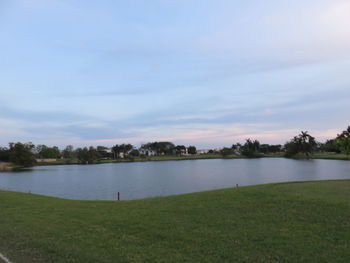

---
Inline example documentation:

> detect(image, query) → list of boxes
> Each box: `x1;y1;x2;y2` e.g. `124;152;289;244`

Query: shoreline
1;153;349;171
34;154;264;167
0;163;21;172
35;153;350;167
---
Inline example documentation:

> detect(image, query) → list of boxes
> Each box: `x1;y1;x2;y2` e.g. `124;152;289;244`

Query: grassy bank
310;153;350;160
0;180;349;262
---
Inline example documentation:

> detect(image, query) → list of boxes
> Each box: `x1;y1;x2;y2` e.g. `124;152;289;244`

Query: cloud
196;1;350;65
1;0;350;148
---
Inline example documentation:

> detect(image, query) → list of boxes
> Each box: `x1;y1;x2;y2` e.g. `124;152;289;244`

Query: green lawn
0;180;349;262
310;153;350;160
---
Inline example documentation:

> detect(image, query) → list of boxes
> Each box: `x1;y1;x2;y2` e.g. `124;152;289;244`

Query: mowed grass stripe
0;180;349;263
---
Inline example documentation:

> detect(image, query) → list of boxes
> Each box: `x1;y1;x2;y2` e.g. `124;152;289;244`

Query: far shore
35;153;282;167
2;152;349;171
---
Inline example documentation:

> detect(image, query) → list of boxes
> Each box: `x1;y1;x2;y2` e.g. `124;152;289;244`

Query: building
139;148;157;156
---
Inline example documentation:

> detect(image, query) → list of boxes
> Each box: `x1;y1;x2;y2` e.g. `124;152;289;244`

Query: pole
117;192;120;201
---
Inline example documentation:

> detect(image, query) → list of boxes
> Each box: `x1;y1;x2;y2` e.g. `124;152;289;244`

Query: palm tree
284;131;316;157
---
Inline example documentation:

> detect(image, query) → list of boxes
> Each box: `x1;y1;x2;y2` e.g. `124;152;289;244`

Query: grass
0;180;349;262
310;153;350;160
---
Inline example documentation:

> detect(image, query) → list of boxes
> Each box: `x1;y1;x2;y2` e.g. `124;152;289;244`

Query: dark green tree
317;139;340;153
97;146;113;159
220;147;233;157
259;144;282;154
36;145;60;158
76;147;100;164
112;144;133;158
121;144;133;156
112;144;122;159
62;145;75;159
129;149;140;157
335;126;350;154
241;139;261;157
259;144;270;154
9;142;37;167
175;145;186;155
284;131;317;157
187;146;197;155
0;147;10;162
142;142;175;155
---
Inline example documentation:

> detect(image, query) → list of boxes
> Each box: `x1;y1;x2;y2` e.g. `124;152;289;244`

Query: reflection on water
0;158;349;200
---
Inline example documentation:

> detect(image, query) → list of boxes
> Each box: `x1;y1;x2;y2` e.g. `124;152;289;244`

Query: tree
335;126;350;154
268;144;282;153
36;145;60;159
62;145;74;159
259;144;270;154
220;147;233;157
317;139;340;153
97;146;113;159
231;143;242;155
175;145;186;155
241;139;261;157
76;147;100;164
0;147;10;162
259;144;282;154
284;131;317;157
35;144;46;158
121;144;133;156
187;146;197;155
9;142;37;167
112;144;122;159
142;142;175;155
129;149;140;157
112;144;133;158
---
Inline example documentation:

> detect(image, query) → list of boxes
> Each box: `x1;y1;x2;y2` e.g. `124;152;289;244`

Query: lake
0;158;349;200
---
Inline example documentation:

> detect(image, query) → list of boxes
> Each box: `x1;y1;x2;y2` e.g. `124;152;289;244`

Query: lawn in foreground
0;180;349;263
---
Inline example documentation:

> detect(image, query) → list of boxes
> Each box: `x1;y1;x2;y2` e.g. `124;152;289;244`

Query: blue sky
1;0;350;148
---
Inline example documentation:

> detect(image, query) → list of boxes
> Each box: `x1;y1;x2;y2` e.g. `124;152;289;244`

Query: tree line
0;142;198;167
224;126;350;158
0;126;349;167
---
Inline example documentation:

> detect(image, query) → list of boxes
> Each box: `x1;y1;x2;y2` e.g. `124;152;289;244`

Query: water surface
0;158;349;200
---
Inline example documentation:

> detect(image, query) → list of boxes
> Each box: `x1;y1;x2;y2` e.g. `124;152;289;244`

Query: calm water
0;158;349;200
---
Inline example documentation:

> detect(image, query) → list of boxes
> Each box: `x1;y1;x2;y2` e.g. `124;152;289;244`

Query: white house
139;148;157;156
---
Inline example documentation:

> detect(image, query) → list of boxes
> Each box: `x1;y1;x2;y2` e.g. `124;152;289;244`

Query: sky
0;0;350;148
